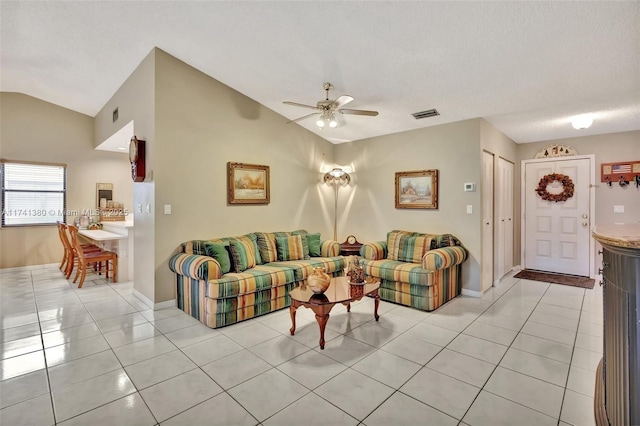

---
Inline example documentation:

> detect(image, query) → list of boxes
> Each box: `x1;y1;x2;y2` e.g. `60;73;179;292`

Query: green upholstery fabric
229;237;257;272
255;232;278;264
204;242;231;274
306;233;321;257
291;230;311;259
276;235;306;261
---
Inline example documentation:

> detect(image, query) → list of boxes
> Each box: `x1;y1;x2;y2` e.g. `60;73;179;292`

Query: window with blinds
1;161;66;226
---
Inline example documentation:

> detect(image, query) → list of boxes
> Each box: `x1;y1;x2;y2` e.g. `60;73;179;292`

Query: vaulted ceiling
1;1;638;144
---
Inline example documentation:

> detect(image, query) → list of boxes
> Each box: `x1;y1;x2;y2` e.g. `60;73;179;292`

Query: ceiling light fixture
571;114;593;130
316;111;338;129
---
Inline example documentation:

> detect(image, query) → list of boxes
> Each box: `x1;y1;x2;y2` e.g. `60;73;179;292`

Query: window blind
1;162;66;226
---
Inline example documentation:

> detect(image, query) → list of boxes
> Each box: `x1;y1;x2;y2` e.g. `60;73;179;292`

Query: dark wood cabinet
596;241;639;426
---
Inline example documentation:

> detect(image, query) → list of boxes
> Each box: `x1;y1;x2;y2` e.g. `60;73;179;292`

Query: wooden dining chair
56;221;70;272
67;225;117;288
59;223;102;279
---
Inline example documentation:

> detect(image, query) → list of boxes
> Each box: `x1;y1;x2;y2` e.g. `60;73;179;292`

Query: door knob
582;214;588;219
582;222;588;227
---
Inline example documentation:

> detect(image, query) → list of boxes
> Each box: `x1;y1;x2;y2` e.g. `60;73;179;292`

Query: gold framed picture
395;169;438;209
227;162;270;205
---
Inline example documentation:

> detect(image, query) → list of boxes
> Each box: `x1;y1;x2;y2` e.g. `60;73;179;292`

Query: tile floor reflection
0;265;601;425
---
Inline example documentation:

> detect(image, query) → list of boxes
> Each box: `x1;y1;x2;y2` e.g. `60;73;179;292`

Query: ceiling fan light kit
284;82;378;129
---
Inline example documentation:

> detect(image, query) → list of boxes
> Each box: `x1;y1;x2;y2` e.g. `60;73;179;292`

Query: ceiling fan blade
283;101;320;111
332;95;354;108
338;108;379;116
286;112;320;124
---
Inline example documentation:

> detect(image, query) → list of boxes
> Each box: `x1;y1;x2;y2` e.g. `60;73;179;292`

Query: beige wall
335;119;483;292
0;93;132;268
152;50;337;302
94;50;156;303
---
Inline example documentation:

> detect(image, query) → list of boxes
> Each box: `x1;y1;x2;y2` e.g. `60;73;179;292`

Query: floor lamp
324;168;351;241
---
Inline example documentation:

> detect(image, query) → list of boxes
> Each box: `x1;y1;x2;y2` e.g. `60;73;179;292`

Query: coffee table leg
346;303;351;312
374;291;380;321
289;305;297;335
315;313;329;349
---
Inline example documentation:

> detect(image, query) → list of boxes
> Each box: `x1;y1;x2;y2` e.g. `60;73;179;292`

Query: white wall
0;93;132;268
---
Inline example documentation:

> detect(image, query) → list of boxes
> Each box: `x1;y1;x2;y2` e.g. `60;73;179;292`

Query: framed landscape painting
227;162;270;204
395;169;438;209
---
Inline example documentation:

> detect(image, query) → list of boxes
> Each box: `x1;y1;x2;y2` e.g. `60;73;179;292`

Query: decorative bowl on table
308;267;331;294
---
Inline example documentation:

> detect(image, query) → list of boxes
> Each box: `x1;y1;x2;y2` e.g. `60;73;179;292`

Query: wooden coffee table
289;276;380;349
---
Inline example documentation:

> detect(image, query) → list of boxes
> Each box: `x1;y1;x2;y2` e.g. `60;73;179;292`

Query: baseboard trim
461;288;484;298
132;289;154;310
0;263;59;272
155;299;176;310
132;289;176;311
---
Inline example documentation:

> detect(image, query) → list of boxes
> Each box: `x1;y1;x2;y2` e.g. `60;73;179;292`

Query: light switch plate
466;205;473;214
164;204;172;215
614;205;624;213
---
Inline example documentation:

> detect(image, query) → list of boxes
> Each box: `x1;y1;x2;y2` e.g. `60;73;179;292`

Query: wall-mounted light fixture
324;167;351;241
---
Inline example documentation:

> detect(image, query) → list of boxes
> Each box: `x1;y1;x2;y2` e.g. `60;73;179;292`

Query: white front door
524;157;591;276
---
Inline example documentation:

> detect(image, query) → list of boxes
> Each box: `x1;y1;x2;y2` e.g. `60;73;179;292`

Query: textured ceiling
1;1;639;144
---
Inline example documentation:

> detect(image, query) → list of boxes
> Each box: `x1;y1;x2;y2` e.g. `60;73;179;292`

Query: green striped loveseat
169;230;344;328
360;230;467;311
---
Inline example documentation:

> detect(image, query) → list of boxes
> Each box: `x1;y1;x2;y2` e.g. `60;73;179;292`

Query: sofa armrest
422;246;467;271
320;240;340;257
360;241;387;260
169;253;222;281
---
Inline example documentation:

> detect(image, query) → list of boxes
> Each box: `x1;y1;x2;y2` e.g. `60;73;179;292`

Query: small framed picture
395;169;438;209
227;162;270;205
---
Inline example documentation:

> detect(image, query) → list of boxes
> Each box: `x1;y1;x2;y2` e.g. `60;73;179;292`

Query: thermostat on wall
464;182;476;192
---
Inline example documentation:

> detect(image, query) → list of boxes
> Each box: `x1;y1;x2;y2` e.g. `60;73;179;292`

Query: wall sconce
324;168;351;241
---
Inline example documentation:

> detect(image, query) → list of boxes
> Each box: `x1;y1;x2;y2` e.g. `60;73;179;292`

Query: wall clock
129;136;146;182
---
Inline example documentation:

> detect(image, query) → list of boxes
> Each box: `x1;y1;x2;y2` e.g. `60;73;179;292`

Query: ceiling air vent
412;109;440;119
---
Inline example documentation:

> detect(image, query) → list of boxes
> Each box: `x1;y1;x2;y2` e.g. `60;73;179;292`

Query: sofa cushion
182;240;209;256
205;265;297;298
229;237;258;272
431;233;462;249
306;233;322;257
256;232;278;264
362;259;430;286
276;235;306;261
388;232;434;263
204;242;232;274
291;230;311;259
269;257;344;281
386;230;417;261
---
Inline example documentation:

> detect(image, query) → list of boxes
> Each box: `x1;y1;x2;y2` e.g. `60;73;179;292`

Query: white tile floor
0;264;603;425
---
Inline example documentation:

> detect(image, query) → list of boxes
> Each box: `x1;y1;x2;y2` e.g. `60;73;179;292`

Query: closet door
497;158;514;277
503;159;514;273
482;151;494;292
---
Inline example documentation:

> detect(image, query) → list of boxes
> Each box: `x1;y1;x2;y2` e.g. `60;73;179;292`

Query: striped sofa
169;230;344;328
360;230;467;311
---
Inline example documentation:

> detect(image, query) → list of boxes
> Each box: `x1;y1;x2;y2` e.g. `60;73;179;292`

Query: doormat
514;269;595;289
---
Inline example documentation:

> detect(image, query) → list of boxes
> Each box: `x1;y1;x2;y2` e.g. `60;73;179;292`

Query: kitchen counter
592;223;640;249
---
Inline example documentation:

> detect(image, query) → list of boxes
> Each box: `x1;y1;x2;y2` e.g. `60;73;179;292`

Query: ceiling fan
283;82;379;128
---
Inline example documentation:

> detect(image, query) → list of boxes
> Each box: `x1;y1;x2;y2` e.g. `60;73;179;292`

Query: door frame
520;154;596;278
